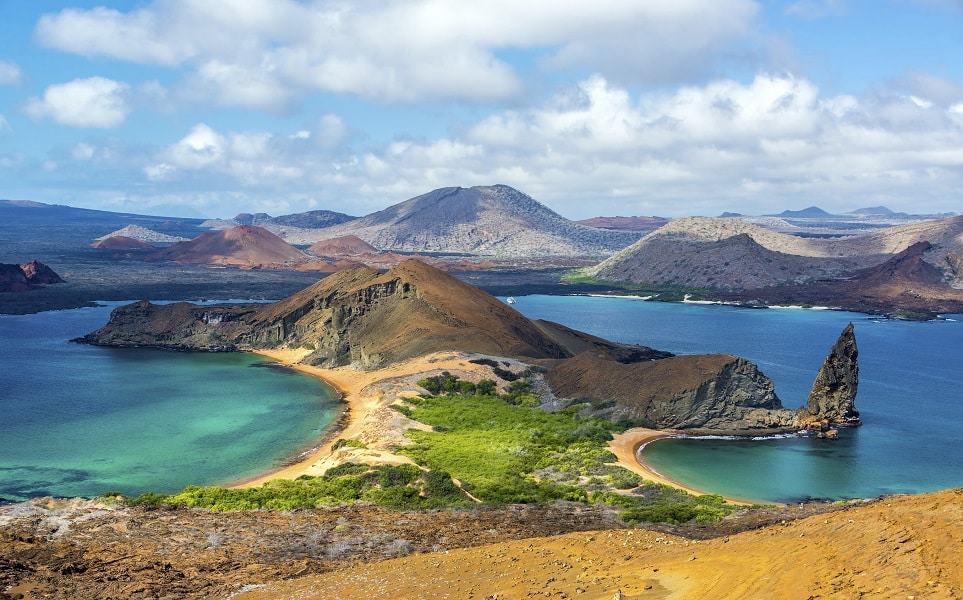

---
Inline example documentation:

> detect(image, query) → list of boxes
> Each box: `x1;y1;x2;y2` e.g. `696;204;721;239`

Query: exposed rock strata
546;352;798;431
549;324;860;432
76;259;859;433
797;322;860;428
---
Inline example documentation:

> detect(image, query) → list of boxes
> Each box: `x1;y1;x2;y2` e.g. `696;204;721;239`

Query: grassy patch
113;463;472;511
397;390;738;523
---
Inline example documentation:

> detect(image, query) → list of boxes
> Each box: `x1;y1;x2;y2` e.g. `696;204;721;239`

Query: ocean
509;295;963;503
0;303;339;502
2;295;961;504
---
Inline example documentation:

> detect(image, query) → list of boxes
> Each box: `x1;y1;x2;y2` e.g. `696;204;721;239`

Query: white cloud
167;123;226;169
23;77;131;128
34;0;758;106
0;60;22;85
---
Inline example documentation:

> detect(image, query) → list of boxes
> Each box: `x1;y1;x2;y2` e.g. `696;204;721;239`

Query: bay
509;295;963;503
0;303;339;502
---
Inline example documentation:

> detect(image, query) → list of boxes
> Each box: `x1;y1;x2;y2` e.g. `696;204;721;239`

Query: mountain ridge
277;185;643;258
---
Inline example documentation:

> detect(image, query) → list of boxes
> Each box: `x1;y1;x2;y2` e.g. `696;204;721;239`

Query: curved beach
609;429;754;506
233;349;502;488
235;350;751;505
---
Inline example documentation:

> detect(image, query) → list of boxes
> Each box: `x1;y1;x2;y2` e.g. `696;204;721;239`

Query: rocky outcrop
74;300;260;351
796;323;861;428
77;259;859;434
0;263;31;292
547;352;798;431
0;261;63;292
546;323;860;433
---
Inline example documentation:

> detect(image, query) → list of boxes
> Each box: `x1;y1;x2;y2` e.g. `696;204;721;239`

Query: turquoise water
0;303;339;501
3;295;962;504
510;295;963;503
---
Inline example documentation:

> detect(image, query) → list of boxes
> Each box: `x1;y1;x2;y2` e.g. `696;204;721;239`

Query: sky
2;0;963;220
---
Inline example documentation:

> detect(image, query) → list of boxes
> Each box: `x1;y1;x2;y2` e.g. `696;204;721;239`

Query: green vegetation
397;374;737;523
331;438;368;450
111;372;738;524
112;463;472;511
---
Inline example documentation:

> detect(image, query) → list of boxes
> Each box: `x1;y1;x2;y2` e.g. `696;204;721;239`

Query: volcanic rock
0;263;31;292
307;235;379;257
546;352;798;431
20;260;64;284
0;261;63;292
797;323;860;427
148;225;306;268
91;235;155;250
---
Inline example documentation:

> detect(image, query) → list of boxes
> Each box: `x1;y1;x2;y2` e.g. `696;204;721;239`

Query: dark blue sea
508;295;963;504
2;295;961;504
0;303;339;502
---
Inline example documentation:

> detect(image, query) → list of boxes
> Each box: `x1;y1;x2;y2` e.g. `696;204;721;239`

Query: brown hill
720;241;963;316
0;260;63;292
306;234;379;257
591;215;963;313
148;225;306;268
248;259;575;366
91;235;155;250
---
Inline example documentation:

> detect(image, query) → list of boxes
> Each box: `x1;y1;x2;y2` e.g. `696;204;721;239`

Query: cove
0;303;339;502
509;295;963;503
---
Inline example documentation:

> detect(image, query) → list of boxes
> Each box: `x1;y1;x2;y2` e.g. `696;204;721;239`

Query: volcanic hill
147;225;306;268
590;214;963;314
281;185;643;258
78;259;855;432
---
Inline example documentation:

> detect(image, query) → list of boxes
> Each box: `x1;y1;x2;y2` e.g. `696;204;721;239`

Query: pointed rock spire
797;323;860;428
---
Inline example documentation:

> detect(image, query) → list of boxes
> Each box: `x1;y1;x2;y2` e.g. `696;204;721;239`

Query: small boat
506;296;516;304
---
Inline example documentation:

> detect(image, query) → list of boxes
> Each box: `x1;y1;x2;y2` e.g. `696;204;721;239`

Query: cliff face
546;352;797;431
76;260;860;433
74;301;260;351
797;323;860;427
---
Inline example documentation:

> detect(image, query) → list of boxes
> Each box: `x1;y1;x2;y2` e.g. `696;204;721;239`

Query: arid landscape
2;190;963;599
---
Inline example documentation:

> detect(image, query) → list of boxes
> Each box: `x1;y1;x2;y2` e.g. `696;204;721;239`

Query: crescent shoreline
231;349;754;505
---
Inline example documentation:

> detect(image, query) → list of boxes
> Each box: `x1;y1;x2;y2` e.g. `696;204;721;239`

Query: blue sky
2;0;963;219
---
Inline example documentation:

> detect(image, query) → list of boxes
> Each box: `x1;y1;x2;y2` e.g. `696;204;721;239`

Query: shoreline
609;429;757;506
231;350;756;505
230;349;507;488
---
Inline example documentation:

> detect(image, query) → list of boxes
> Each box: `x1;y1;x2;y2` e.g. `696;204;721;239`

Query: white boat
506;296;516;304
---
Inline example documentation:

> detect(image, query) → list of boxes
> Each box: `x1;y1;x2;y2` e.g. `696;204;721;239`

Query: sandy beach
233;349;517;488
234;349;747;504
609;429;753;505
